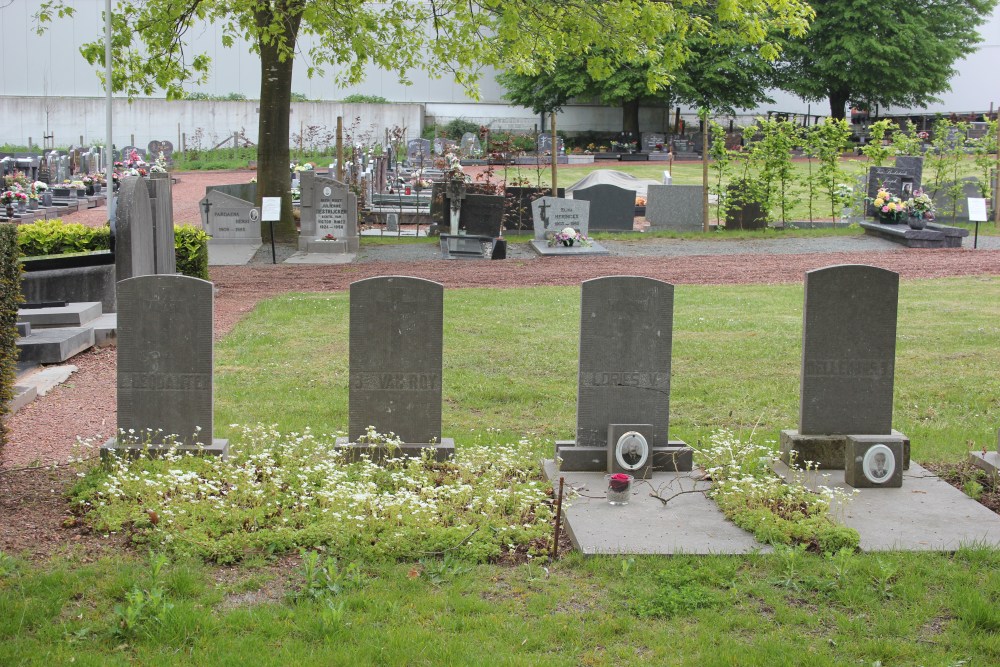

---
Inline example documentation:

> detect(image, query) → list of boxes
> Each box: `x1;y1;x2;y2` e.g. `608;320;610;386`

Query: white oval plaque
615;431;649;471
323;186;332;196
862;444;895;484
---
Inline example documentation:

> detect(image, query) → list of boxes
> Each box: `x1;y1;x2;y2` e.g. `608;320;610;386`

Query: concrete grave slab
773;461;1000;551
543;461;769;555
283;252;356;264
15;364;77;397
208;243;261;266
529;239;610;256
17;302;102;328
16;327;94;363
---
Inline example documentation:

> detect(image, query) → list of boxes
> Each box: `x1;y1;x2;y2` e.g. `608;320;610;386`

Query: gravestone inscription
867;167;915;216
299;172;359;252
200;190;261;244
531;197;590;240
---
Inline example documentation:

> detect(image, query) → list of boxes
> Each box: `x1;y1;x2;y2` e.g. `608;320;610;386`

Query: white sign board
967;198;988;222
261;197;282;222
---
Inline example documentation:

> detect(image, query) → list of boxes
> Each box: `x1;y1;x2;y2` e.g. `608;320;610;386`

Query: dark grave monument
503;187;565;233
336;276;455;460
102;274;228;458
556;276;692;473
866;166;916;217
572;184;635;231
458;193;504;236
779;265;909;486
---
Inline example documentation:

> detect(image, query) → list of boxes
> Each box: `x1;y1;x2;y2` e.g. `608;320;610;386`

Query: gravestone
780;265;910;470
894;156;923;190
386;212;399;233
556;276;692;472
118;146;143;164
531;197;590;240
866;166;916;216
200;190;261;245
146;177;177;274
336;276;455;460
572;183;635;231
458;193;504;236
406;138;431;166
298;171;359;253
459;132;482;157
115;176;156;281
537;134;564;154
642;133;666;152
430;182;496;226
645;185;704;232
930;177;982;222
147;140;175;167
503;186;565;233
102;275;228;458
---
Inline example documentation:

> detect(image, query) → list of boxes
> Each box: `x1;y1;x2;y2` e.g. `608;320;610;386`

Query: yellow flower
887;202;897;211
874;198;884;207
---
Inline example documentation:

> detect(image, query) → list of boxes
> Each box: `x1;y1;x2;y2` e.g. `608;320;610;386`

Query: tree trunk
256;4;302;244
622;99;640;136
829;91;849;120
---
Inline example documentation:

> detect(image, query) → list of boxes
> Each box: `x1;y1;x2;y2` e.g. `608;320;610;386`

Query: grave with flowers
528;196;608;256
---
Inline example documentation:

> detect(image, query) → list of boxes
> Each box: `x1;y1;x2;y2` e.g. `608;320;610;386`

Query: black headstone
572;184;635;231
459;194;504;236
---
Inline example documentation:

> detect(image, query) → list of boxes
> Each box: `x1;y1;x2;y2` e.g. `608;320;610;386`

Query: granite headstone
299;172;358;252
458;194;504;236
800;265;898;435
200;190;261;245
347;276;444;444
645;185;704;232
146;177;177;274
106;274;227;456
531;197;590;240
866;167;916;216
572;184;635;231
115;175;156;281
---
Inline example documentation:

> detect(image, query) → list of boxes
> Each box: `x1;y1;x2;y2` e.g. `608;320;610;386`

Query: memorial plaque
531;197;590;240
642;133;666;152
348;277;443;444
115;176;156;281
646;184;704;231
800;265;898;435
572;184;635;231
116;275;215;446
576;277;674;449
146;177;177;274
537;134;564;154
200;190;261;244
866;167;915;216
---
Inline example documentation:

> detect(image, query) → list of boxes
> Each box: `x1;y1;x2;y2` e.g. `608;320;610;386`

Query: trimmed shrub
0;222;23;448
174;225;210;280
17;219;110;256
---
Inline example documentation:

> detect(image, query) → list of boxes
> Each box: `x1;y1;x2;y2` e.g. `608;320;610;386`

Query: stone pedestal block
844;436;904;488
781;429;910;470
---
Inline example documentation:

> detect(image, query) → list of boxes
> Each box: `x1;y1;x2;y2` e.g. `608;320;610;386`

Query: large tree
775;0;997;119
498;33;784;135
37;0;812;242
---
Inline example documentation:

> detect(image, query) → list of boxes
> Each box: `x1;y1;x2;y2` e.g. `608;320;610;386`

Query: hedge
17;219;210;280
0;222;22;449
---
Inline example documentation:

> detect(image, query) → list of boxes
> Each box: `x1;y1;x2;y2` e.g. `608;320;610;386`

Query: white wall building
0;0;996;145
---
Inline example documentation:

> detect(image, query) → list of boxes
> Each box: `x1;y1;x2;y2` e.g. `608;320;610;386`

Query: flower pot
4;204;13;219
86;184;95;196
562;239;574;247
907;215;927;230
28;199;38;210
17;200;26;213
606;474;634;506
41;192;52;207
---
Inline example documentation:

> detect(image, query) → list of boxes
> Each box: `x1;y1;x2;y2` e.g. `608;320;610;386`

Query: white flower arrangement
548;226;591;247
150;151;168;173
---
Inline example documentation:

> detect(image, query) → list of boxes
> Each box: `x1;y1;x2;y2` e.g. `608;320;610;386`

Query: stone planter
566;154;595;165
76;188;88;199
28;198;38;210
41;192;53;207
149;171;169;180
619;153;649;162
908;214;928;230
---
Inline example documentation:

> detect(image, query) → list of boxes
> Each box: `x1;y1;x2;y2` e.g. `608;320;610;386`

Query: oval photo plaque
615;431;649;471
323;186;332;197
862;444;895;484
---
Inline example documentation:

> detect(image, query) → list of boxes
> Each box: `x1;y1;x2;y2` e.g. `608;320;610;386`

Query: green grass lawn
3;277;1000;665
214;278;1000;460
